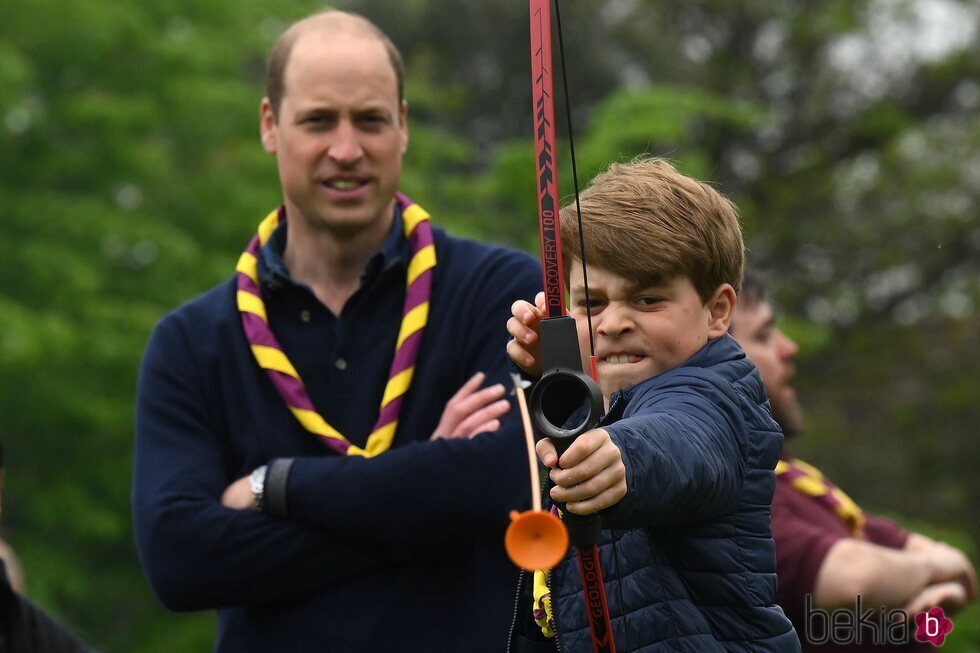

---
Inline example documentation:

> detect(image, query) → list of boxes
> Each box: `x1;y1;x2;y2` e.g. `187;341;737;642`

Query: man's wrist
264;458;294;518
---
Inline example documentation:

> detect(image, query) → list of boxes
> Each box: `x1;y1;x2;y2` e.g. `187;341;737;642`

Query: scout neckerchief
235;192;436;457
775;457;867;536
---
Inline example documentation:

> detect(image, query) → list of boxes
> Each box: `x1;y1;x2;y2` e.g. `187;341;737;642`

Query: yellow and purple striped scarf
776;457;866;536
235;193;436;457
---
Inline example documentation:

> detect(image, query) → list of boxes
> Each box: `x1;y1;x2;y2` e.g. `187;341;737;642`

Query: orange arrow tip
505;509;569;571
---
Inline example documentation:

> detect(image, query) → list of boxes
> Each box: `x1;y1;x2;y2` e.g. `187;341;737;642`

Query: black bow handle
529;315;604;548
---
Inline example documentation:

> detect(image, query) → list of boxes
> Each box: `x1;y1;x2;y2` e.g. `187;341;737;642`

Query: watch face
250;465;267;510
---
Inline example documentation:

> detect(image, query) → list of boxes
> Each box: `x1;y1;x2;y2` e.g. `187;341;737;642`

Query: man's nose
777;329;798;359
327;122;363;165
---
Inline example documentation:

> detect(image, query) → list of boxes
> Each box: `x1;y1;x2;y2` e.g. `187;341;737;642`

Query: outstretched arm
598;382;747;529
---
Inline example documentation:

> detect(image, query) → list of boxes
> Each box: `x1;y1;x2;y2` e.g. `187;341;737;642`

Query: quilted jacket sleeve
599;373;746;529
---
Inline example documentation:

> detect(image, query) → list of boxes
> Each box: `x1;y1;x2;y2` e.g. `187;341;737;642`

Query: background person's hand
904;581;969;617
506;291;547;377
431;372;510;440
925;541;978;600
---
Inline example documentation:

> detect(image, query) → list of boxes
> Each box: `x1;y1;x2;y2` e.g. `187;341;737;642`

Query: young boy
506;158;800;651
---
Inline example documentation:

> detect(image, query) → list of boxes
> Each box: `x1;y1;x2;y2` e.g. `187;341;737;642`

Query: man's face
260;30;408;239
569;261;728;398
731;298;804;436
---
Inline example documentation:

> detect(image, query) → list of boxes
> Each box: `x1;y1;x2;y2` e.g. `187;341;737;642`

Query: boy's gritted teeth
602;353;645;365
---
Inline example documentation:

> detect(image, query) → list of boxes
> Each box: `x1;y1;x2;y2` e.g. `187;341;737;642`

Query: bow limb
527;1;616;651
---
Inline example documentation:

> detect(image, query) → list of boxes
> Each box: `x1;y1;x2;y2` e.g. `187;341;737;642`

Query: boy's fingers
510;299;540;325
565;485;628;515
506;340;538;372
506;316;538;345
535;438;559;468
550;463;626;504
535;291;547;312
555;429;607;470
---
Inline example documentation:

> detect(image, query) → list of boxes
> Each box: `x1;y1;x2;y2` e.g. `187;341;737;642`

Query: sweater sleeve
283;247;541;543
600;378;745;528
133;317;398;612
863;514;910;550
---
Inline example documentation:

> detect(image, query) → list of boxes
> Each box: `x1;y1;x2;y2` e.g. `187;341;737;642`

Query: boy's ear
705;283;737;339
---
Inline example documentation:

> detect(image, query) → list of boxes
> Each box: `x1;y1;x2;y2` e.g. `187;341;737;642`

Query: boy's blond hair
560;157;744;301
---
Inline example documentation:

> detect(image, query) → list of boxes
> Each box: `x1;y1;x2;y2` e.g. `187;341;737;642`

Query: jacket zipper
551;562;564;653
505;569;526;653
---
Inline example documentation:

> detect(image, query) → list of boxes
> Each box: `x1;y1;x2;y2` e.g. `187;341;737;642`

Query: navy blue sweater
133;213;542;652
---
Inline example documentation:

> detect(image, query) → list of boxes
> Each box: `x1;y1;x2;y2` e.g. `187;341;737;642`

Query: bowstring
554;1;631;650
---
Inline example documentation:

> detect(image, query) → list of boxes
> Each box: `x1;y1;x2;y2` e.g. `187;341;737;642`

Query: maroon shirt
772;458;931;652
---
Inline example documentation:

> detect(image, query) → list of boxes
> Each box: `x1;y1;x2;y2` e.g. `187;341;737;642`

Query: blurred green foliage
1;0;977;650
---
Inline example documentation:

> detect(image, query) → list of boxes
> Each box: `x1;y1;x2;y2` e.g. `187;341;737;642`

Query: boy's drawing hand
431;372;510;440
506;291;546;377
537;428;627;515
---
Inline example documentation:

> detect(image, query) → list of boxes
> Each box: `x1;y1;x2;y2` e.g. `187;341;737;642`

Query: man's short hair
560;157;744;302
739;269;767;308
265;10;405;118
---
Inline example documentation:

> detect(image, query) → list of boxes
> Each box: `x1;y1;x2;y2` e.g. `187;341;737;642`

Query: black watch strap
265;457;294;518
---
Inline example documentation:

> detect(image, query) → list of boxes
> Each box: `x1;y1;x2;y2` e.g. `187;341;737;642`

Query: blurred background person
730;272;976;651
0;442;93;652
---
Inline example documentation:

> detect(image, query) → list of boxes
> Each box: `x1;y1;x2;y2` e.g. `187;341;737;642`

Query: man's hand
506;291;546;377
221;476;256;511
904;581;969;617
926;542;977;600
537;428;627;515
431;372;510;440
908;533;978;600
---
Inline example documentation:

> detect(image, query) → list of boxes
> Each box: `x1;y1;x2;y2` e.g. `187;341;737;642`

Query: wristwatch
250;465;268;512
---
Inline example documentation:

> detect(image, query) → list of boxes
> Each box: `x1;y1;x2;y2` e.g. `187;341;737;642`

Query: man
731;272;976;651
0;443;93;652
133;11;540;652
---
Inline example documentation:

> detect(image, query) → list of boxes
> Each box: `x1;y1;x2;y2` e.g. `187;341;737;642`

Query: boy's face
569;260;731;397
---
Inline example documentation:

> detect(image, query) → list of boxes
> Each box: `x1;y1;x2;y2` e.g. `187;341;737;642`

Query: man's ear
706;283;737;339
260;98;278;154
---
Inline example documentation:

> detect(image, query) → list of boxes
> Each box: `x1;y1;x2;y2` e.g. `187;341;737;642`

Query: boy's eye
637;296;663;307
573;298;604;310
